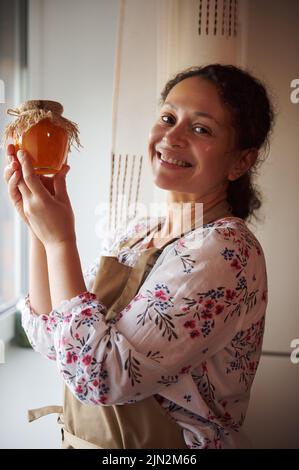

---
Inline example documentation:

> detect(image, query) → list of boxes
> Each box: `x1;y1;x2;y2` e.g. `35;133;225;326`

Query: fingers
5;149;70;204
3;160;19;184
6;145;16;168
4;144;21;198
59;164;70;177
53;164;70;201
17;178;32;200
17;150;45;198
4;162;22;203
7;144;16;157
8;170;22;202
3;157;30;201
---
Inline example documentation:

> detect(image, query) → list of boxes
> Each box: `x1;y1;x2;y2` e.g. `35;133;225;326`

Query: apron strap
27;405;102;449
127;220;162;249
27;405;63;422
61;427;104;449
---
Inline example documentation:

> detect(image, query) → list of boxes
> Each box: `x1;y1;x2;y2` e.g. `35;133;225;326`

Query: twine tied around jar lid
1;100;82;152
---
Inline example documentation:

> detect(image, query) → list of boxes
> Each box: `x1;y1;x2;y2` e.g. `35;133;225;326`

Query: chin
153;175;183;191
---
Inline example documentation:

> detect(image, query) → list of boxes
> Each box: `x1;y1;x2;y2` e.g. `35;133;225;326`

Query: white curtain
157;0;244;92
109;0;245;222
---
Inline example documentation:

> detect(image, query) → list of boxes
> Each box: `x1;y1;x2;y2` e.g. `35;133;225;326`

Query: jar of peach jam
3;100;81;175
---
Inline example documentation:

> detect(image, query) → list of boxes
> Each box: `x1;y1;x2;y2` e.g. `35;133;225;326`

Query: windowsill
0;302;18;344
0;300;19;317
0;342;63;448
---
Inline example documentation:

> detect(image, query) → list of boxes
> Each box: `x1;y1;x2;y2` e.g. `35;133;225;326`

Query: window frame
0;0;28;317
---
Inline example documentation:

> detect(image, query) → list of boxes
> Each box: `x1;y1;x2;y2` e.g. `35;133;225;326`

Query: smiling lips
156;151;193;169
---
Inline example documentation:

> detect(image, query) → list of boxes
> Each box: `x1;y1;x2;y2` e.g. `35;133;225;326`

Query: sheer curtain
157;0;243;92
109;0;244;224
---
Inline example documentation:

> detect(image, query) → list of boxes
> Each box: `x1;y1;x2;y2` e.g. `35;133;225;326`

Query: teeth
159;153;190;167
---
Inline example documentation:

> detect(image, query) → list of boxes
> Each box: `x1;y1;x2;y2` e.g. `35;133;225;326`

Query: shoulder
171;216;266;278
196;216;264;258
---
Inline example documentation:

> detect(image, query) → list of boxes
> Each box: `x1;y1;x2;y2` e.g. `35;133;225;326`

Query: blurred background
0;0;298;449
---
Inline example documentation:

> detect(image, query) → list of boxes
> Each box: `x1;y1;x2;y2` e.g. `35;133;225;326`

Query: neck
159;185;230;239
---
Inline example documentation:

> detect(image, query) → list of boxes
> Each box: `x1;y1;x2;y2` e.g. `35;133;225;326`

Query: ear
228;148;258;181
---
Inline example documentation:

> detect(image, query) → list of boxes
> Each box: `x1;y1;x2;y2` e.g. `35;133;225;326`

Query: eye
160;114;175;125
193;125;210;135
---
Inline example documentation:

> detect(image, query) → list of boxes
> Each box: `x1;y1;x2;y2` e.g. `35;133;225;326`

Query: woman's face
148;76;239;200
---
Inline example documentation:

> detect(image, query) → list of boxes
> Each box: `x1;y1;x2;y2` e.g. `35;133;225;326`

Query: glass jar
3;100;81;175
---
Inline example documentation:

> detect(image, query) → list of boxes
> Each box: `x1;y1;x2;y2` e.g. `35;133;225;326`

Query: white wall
28;0;120;268
244;0;299;355
243;354;299;449
242;0;299;448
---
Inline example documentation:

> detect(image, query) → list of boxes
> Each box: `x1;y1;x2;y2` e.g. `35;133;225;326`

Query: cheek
148;124;163;149
191;142;219;169
191;143;230;179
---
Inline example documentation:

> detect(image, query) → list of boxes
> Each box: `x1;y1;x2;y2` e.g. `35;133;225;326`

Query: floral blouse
19;216;267;449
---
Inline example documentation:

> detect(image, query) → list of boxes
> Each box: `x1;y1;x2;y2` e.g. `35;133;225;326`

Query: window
0;0;28;314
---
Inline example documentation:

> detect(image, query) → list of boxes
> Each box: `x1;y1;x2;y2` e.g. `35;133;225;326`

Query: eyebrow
163;102;221;127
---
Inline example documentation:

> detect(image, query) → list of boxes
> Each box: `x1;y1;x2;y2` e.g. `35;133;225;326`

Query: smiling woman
149;76;238;199
4;64;273;449
147;64;273;246
156;65;274;222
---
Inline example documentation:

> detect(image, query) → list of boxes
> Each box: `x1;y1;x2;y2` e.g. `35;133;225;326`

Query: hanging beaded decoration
234;0;238;37
214;0;218;35
206;0;210;35
228;0;232;36
108;0;143;234
222;0;226;35
198;0;238;38
108;152;143;233
198;0;202;35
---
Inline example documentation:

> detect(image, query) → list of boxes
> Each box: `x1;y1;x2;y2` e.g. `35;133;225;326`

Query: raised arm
29;232;52;314
4;144;52;314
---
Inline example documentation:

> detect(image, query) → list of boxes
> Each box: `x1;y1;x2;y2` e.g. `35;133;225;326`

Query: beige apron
28;200;232;449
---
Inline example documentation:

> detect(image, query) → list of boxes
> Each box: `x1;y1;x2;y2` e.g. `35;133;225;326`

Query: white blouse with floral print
19;216;267;449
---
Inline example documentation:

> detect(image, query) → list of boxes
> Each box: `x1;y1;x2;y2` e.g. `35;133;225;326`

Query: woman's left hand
16;149;76;247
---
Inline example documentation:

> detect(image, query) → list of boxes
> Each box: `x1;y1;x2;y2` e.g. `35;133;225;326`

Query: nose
163;123;187;148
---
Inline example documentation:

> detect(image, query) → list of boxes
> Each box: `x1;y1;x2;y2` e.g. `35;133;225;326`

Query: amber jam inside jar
3;100;81;176
15;118;69;175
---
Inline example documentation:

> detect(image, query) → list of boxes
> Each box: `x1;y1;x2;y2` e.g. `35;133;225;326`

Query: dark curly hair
160;64;275;222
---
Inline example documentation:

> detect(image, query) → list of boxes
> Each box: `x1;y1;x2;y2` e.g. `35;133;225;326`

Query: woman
3;64;274;449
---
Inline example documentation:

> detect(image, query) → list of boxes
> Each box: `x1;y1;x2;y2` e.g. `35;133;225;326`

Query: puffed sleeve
18;215;148;360
36;221;267;406
18;257;102;360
